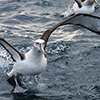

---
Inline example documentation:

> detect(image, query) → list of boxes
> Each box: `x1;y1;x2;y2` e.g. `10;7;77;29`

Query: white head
34;39;45;56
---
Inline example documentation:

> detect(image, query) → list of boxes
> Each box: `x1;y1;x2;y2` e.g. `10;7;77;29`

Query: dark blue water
0;0;100;100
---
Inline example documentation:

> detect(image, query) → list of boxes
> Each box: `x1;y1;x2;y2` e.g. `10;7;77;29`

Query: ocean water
0;0;100;100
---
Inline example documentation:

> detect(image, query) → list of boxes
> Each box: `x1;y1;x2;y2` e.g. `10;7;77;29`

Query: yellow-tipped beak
94;0;98;4
43;50;45;56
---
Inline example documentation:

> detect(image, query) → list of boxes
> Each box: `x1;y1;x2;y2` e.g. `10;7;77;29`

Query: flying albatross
73;0;98;14
0;13;100;93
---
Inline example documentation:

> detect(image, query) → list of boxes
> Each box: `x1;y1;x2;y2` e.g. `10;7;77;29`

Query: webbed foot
13;85;28;93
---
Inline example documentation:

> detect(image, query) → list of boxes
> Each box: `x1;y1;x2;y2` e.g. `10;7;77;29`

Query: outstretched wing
61;13;100;34
41;13;100;49
0;37;25;62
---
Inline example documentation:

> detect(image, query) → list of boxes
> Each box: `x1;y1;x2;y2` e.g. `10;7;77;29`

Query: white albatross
73;0;98;14
0;13;100;93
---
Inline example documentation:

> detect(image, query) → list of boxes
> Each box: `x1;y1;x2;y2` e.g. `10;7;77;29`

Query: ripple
0;0;100;100
0;3;21;13
34;0;53;7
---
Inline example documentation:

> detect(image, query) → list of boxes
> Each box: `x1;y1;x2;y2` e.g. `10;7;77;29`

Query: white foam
0;48;13;68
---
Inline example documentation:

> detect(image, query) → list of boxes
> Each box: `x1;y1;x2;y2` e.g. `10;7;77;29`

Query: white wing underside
0;37;25;62
63;14;100;34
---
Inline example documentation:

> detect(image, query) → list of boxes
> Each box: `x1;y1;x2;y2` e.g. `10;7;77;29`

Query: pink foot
13;76;28;93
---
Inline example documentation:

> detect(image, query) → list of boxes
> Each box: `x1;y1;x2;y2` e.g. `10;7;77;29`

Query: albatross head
34;39;45;56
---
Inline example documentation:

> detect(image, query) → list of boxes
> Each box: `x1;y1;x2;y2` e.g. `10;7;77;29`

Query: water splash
0;48;13;68
61;4;74;17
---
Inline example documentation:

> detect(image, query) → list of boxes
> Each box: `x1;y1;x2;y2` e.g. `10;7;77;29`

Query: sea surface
0;0;100;100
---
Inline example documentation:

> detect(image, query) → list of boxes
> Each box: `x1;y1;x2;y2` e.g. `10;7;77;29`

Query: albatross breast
73;2;95;14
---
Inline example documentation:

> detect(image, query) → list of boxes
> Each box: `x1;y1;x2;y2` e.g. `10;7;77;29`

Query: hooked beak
94;0;98;4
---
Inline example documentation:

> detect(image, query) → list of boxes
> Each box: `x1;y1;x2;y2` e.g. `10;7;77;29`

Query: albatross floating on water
0;13;100;93
73;0;98;14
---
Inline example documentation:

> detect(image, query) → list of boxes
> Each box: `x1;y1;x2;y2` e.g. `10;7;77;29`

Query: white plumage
73;2;95;14
8;39;47;77
73;0;97;14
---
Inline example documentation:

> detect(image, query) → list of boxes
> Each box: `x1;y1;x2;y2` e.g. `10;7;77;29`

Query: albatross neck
31;46;43;57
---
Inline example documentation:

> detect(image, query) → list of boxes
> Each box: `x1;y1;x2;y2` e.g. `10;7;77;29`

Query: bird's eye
34;42;40;47
36;42;39;45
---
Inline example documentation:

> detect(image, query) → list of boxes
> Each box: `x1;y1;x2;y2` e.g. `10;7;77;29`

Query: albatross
73;0;98;14
0;13;100;93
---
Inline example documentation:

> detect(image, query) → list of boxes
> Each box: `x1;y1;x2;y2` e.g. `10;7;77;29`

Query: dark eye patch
36;42;39;45
43;42;45;44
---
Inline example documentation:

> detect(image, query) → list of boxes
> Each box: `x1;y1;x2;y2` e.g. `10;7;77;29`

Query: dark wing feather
74;0;82;8
40;20;63;49
41;13;100;49
0;37;25;62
